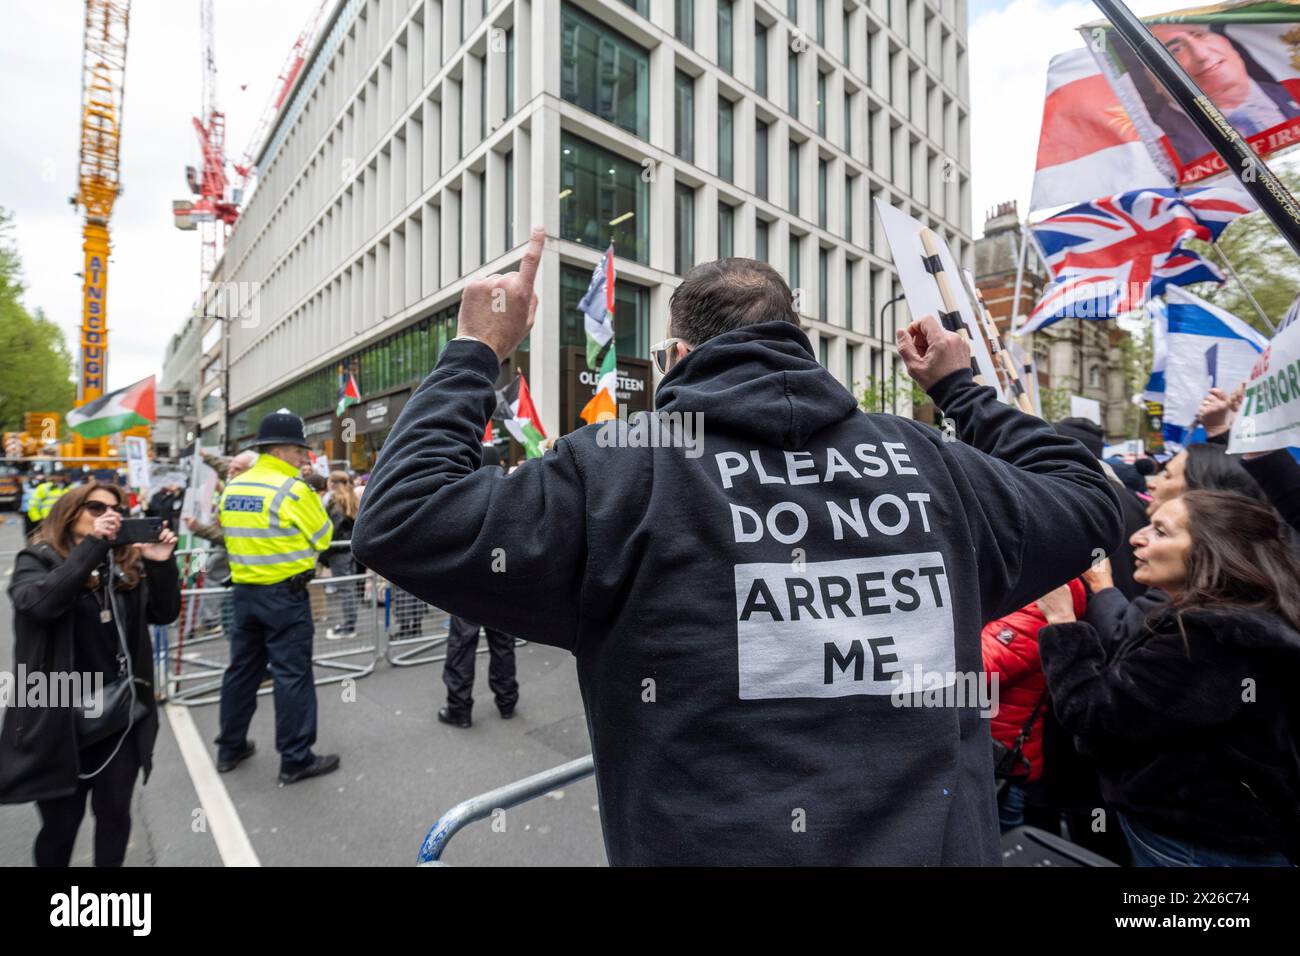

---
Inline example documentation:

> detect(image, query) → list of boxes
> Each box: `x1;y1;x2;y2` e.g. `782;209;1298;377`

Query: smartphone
116;517;164;545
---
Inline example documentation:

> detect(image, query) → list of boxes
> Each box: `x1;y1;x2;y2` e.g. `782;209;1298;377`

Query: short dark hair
669;258;798;346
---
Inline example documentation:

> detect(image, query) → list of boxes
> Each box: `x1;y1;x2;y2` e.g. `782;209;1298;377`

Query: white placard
874;199;1005;403
124;436;151;490
1070;395;1102;426
1228;318;1300;455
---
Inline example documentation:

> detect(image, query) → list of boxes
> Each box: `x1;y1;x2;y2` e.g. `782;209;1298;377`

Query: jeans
1119;814;1294;867
35;735;141;867
998;782;1026;833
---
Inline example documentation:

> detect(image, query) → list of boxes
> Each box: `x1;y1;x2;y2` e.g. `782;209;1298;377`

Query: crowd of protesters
3;241;1298;868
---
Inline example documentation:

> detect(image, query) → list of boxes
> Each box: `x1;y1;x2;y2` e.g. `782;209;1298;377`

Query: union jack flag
1017;185;1254;335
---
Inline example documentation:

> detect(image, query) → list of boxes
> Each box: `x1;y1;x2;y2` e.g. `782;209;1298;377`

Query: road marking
164;703;261;867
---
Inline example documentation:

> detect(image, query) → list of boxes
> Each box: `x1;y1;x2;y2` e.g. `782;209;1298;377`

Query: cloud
0;0;320;396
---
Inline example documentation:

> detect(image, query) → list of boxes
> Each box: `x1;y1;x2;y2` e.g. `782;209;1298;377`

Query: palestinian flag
67;376;156;439
578;244;615;369
482;420;493;443
580;346;618;424
337;365;361;417
503;372;547;458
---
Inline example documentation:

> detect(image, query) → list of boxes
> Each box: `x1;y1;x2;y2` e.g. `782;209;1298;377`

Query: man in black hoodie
352;229;1124;865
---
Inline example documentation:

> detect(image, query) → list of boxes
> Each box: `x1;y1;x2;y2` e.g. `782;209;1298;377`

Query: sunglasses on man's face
83;500;129;518
651;337;685;375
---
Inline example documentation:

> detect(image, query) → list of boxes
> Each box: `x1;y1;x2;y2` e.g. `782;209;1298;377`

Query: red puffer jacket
981;579;1087;782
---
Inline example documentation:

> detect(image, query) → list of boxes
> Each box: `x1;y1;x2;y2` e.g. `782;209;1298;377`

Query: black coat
1040;587;1300;855
0;536;181;804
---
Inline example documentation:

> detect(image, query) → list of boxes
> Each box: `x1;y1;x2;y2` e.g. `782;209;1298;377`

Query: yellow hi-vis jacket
218;454;333;585
28;482;66;521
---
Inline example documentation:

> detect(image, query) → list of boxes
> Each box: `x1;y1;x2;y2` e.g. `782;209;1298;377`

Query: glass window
504;150;514;249
788;51;799;120
675;70;694;164
843;91;851;151
756;219;769;262
818;158;827;228
846;258;854;330
560;4;650;140
618;0;649;15
846;343;855;385
817;71;826;136
718;0;734;74
718;98;734;182
560;265;650;358
788;141;800;216
480;55;487;141
754;24;768;97
816;0;824;46
842;10;850;63
560;133;649;264
787;0;797;22
718;202;734;258
789;235;801;294
755;121;769;200
844;173;853;240
479;172;487;265
506;28;515;115
819;336;829;367
676;0;693;46
675;182;694;276
818;247;828;318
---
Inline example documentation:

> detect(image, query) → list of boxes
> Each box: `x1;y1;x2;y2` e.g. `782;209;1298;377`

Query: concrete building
155;312;204;460
975;201;1131;439
202;0;972;466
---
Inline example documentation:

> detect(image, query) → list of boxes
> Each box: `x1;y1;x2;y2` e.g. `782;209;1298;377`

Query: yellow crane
67;0;140;463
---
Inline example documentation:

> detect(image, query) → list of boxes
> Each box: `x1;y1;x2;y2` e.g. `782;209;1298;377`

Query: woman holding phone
0;481;180;866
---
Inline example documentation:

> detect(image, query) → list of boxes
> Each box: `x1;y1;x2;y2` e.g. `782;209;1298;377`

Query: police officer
26;470;68;536
214;411;340;785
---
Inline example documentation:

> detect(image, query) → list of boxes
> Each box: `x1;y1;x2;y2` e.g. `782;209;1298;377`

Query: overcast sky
0;0;1266;396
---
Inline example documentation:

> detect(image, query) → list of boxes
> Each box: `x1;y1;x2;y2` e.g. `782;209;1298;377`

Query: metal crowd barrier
416;755;597;866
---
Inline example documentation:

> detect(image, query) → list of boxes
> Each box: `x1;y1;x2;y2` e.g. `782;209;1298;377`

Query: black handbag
992;693;1048;782
75;676;149;749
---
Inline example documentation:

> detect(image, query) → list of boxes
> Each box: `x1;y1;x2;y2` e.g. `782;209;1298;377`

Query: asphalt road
0;513;607;867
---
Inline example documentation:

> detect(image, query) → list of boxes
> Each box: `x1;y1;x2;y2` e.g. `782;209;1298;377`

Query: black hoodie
353;321;1123;865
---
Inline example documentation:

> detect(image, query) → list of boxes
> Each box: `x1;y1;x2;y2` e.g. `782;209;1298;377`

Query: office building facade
201;0;972;465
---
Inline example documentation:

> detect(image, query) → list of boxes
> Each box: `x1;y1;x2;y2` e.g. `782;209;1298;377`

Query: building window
504;150;514;249
718;98;734;182
560;4;650;140
819;336;829;367
560;265;650;359
788;141;800;216
818;158;827;228
787;0;796;22
676;0;693;46
675;70;694;163
718;0;734;74
1089;364;1102;387
846;342;856;386
755;121;769;199
754;23;768;97
479;172;487;265
842;10;850;63
718;202;734;258
788;50;799;120
816;71;826;136
843;91;852;152
789;235;801;295
617;0;649;16
559;133;649;264
675;182;695;276
818;246;828;318
816;0;825;46
756;219;769;261
506;28;515;115
480;56;487;142
844;172;853;240
846;258;854;330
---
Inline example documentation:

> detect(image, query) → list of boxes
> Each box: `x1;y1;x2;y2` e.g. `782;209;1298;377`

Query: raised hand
895;314;972;393
456;226;545;361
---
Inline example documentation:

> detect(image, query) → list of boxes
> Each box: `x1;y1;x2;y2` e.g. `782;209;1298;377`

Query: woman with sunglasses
0;481;180;866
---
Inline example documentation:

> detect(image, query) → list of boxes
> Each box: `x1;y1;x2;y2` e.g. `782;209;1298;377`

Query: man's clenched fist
895;314;972;393
456;226;545;360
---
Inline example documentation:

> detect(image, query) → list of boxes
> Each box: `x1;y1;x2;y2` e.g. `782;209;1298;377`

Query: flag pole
1090;0;1300;259
1208;241;1276;335
1009;220;1030;333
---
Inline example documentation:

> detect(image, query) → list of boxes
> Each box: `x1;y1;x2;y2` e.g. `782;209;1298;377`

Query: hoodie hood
654;321;860;450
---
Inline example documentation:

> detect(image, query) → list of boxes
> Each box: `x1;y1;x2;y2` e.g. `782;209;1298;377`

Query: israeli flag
1159;287;1268;449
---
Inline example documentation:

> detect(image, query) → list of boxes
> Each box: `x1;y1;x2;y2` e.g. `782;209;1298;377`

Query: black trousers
442;615;519;718
35;735;141;867
216;582;317;772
